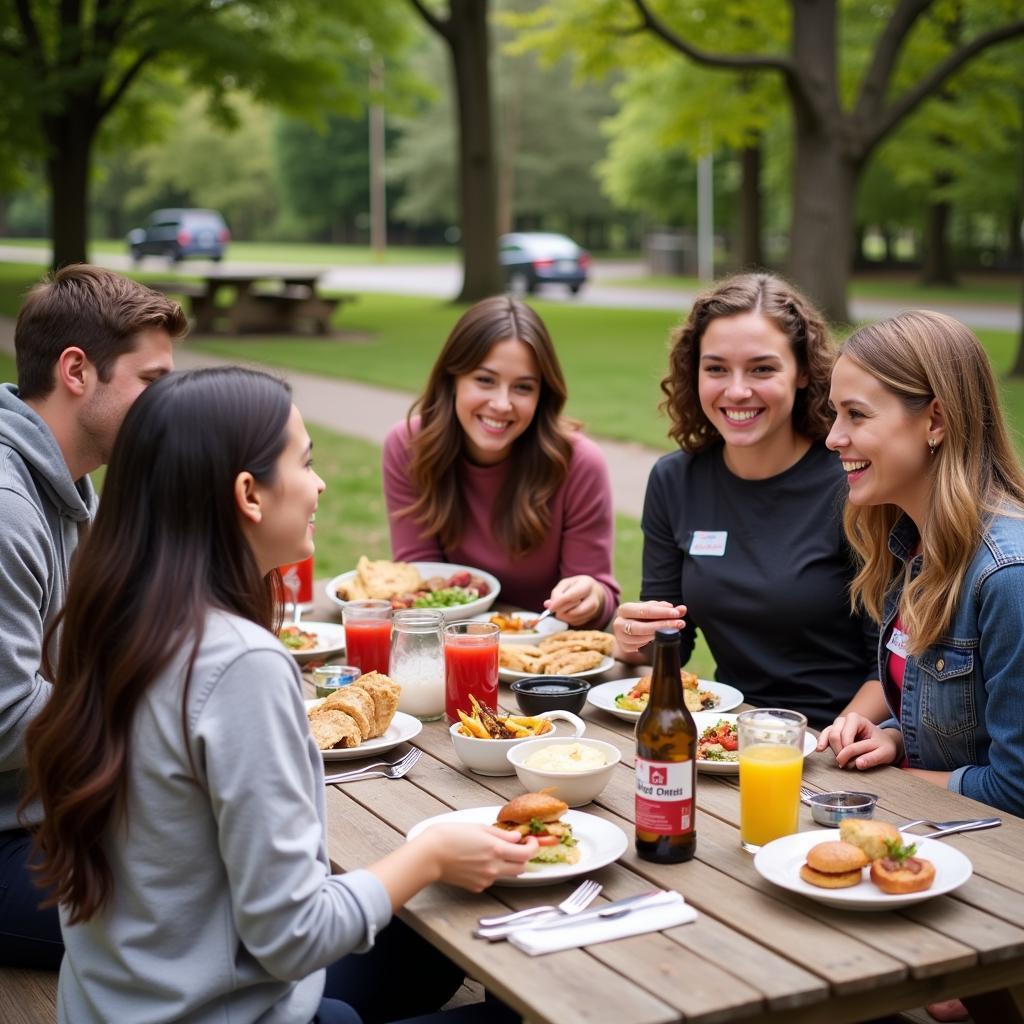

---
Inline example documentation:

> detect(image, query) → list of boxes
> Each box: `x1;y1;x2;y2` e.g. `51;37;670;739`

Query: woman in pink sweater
383;296;618;628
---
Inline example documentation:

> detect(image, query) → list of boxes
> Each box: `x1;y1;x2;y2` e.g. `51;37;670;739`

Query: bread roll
806;841;869;874
838;818;902;861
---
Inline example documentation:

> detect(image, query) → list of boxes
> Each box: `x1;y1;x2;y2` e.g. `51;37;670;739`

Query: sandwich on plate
493;792;580;868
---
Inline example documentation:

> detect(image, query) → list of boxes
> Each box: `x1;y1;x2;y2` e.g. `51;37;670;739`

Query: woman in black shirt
613;274;880;728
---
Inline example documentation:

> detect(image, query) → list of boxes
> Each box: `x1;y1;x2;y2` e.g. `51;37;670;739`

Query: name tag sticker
886;626;910;660
689;531;728;557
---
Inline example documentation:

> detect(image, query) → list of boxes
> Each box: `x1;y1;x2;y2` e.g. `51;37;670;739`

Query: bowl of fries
448;696;586;776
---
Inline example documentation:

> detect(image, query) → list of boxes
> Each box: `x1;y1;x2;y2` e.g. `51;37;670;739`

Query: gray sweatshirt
0;383;96;829
58;610;392;1024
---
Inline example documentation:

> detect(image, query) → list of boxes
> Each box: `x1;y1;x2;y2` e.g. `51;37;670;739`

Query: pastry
839;819;902;861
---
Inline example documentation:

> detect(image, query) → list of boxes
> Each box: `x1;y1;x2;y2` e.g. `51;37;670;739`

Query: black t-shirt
640;441;877;727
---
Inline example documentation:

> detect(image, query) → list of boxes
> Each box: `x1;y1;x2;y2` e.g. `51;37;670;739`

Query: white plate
586;678;744;722
305;700;422;761
469;611;568;646
691;712;817;775
754;829;973;910
325;561;500;622
499;655;615;683
406;806;628;886
278;621;346;664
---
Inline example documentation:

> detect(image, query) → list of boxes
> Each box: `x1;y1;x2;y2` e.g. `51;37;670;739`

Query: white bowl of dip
506;736;621;807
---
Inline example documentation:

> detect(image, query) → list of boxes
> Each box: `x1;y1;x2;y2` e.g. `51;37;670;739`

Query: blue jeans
0;829;63;969
315;919;518;1024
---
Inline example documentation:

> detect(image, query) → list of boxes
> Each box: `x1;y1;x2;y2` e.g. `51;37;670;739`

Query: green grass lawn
603;271;1023;307
195;293;681;450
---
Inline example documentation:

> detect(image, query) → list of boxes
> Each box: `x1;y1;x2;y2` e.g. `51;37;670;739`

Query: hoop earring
928;437;937;455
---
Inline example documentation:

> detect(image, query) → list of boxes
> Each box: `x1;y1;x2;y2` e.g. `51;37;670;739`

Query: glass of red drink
277;555;314;611
443;621;499;724
343;600;393;675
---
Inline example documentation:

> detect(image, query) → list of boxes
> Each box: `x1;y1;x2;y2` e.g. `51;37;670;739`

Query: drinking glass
443;621;499;724
342;600;393;675
390;610;445;721
277;555;314;612
312;664;360;699
738;708;807;852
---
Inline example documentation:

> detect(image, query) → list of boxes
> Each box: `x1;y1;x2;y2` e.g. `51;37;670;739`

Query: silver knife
475;890;670;941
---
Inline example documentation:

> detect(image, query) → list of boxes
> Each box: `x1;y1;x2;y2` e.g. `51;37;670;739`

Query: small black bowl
510;675;589;716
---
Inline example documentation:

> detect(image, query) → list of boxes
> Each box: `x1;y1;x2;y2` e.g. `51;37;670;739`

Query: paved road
1;245;1019;331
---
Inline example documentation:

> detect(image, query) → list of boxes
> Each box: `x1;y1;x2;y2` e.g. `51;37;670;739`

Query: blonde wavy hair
841;311;1024;653
660;273;835;451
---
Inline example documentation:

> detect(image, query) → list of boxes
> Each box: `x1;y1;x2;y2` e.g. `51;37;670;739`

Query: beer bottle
635;627;697;863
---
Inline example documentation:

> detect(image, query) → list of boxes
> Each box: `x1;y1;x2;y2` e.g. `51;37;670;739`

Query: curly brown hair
660;273;835;452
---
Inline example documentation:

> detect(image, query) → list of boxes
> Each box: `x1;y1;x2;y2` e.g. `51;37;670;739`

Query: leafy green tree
389;17;617;244
518;0;1024;322
0;0;407;268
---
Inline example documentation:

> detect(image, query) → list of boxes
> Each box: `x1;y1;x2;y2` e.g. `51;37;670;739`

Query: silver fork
899;816;1001;838
477;879;602;929
324;748;421;785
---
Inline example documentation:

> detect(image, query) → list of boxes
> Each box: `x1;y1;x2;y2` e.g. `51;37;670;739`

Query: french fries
456;695;553;739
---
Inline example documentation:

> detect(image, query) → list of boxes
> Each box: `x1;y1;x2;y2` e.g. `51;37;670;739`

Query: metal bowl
803;790;879;827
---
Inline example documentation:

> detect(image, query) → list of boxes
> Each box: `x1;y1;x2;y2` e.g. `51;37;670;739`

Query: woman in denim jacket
817;310;1024;820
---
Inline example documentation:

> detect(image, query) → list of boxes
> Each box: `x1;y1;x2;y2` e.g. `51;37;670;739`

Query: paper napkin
507;891;696;956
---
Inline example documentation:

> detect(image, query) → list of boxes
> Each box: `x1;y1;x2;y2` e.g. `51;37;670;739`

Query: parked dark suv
499;232;590;295
127;209;230;264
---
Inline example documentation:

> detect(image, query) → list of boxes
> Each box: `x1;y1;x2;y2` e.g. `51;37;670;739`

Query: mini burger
799;840;869;889
493;792;580;867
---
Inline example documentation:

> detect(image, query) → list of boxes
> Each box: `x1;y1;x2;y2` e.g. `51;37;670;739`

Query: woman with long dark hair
23;367;536;1023
383;296;619;627
613;274;879;728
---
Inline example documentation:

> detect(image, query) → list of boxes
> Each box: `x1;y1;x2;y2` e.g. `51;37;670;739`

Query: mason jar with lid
389;609;445;721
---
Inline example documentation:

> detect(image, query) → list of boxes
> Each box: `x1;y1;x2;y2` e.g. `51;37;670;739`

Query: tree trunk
921;194;958;286
785;0;856;324
788;124;859;323
46;113;95;269
447;0;502;303
738;142;764;269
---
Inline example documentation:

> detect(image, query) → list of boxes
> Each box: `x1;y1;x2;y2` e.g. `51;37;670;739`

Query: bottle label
635;758;694;835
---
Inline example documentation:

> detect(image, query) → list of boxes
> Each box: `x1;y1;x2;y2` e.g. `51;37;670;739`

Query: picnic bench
148;272;355;335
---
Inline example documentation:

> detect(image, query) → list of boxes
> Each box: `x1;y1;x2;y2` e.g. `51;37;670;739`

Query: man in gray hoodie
0;265;185;967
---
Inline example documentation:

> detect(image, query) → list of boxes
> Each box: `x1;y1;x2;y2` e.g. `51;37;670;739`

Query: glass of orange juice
737;709;807;853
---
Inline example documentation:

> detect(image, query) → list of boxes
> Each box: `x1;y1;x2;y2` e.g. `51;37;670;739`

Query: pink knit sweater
382;419;619;627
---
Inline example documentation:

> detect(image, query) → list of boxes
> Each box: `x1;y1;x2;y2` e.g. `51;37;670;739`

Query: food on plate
322;686;376;739
523;743;607;773
493;791;580;867
489;613;539;632
456;695;554;740
498;630;612;675
838;818;903;862
336;556;490;609
799;840;869;889
869;839;936;895
696;719;739;762
277;625;319;652
306;671;402;750
614;670;720;714
308;709;362;751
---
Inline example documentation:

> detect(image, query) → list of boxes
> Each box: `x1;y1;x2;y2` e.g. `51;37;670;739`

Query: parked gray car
499;232;589;295
128;209;230;264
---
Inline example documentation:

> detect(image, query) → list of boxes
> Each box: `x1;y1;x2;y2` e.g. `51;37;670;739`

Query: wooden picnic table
308;589;1024;1024
150;271;351;334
